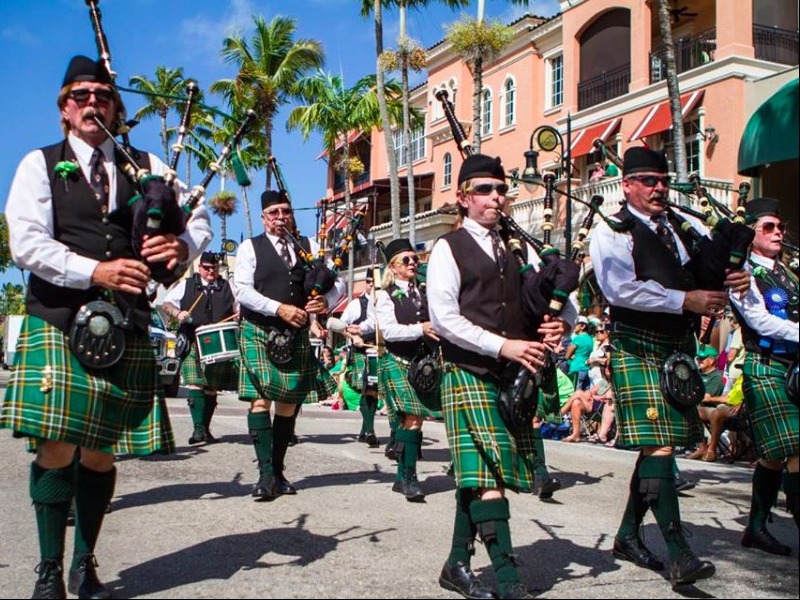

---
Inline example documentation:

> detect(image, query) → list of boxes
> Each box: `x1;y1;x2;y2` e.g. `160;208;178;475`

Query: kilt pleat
1;315;172;455
237;320;336;404
742;354;799;461
379;352;442;419
346;351;379;395
442;365;533;492
181;342;239;391
610;324;703;448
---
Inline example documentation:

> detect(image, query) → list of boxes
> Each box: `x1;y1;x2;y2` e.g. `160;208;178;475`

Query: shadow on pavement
111;472;252;510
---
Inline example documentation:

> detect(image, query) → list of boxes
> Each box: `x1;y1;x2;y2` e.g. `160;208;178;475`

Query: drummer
161;251;238;445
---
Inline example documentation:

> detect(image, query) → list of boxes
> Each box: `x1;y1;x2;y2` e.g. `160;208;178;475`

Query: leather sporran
69;301;126;369
786;361;799;408
174;322;194;361
266;327;294;365
497;362;539;434
659;352;704;411
408;345;441;395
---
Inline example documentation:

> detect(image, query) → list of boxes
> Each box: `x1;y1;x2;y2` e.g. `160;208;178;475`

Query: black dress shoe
203;428;219;444
532;475;561;500
365;433;380;448
357;434;367;443
612;533;665;571
391;480;404;494
500;583;534;599
275;474;297;495
188;424;206;445
438;561;497;599
67;554;111;599
669;551;715;588
252;472;277;501
32;560;65;600
674;476;696;493
403;471;426;502
741;525;792;556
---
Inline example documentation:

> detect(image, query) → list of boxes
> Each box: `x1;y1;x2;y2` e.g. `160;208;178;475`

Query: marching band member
590;147;749;589
729;198;798;555
376;238;442;502
1;54;211;599
427;154;570;599
233;189;344;501
160;251;238;445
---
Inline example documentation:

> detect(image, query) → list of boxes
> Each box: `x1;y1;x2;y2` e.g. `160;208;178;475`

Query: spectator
565;316;593;391
587;325;611;390
697;345;724;397
589;162;605;182
687;376;747;463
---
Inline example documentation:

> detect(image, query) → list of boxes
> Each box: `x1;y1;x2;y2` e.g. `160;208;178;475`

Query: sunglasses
399;255;419;266
626;175;672;187
199;264;219;270
758;221;786;234
469;182;509;196
68;88;114;105
263;208;294;217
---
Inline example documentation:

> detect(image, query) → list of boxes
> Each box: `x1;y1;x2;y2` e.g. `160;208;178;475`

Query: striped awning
628;89;705;141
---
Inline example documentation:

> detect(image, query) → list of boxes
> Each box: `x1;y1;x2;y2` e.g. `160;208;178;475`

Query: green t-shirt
568;332;594;374
556;369;576;407
701;368;724;397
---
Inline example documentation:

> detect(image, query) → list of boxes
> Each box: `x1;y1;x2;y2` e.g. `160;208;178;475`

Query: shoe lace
34;560;63;578
75;553;99;572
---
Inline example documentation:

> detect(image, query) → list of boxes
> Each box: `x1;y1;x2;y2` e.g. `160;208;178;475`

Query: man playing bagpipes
233;190;345;501
160;251;238;445
1;54;212;599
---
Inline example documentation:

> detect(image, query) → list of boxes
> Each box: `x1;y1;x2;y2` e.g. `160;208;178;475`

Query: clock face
537;127;559;152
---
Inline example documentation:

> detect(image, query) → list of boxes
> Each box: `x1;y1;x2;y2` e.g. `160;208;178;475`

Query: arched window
503;78;516;127
481;88;493;136
443;152;452;188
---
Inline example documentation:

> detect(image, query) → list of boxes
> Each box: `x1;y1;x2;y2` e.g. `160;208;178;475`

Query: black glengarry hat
385;238;414;262
457;154;505;186
200;251;220;265
623;147;668;175
745;197;781;224
261;189;290;210
62;55;114;87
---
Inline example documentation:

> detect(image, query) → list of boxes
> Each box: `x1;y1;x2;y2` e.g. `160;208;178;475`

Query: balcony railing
650;28;717;84
577;64;630;110
753;24;799;66
333;170;371;195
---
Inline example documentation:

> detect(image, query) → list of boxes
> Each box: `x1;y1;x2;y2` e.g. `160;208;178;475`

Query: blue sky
0;0;559;287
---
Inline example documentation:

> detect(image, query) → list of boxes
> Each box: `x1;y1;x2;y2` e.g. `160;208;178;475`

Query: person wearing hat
374;237;442;502
0;54;212;599
589;146;750;588
728;197;798;556
160;251;238;444
340;276;382;447
564;316;594;391
427;154;576;600
233;189;345;501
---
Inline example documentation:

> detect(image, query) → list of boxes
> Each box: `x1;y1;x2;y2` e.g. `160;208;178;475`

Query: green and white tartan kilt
0;315;174;456
535;366;561;420
742;354;799;461
610;323;704;448
442;365;535;492
181;342;239;392
237;320;336;405
345;350;379;395
378;352;442;419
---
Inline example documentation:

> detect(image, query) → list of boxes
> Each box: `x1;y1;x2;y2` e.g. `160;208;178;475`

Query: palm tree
208;190;238;248
128;66;188;162
211;15;324;188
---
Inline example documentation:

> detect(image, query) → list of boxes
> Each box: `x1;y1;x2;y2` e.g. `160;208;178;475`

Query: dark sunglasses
68;88;114;105
626;175;671;187
400;255;419;266
199;263;219;270
758;221;786;234
469;182;509;196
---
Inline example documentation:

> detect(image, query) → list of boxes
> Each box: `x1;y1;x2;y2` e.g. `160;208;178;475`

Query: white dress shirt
728;253;799;343
427;217;578;359
341;294;376;335
375;279;426;342
589;204;708;314
4;133;212;289
233;232;345;317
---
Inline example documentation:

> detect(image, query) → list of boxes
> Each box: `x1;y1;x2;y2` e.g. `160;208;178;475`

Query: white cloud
1;25;39;46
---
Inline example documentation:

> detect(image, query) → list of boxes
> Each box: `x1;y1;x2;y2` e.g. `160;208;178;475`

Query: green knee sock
30;462;74;562
396;428;422;476
358;396;368;437
470;498;520;596
271;415;293;475
202;392;218;429
248;412;273;474
783;471;799;528
447;489;477;566
640;456;685;561
531;429;549;478
617;454;649;538
362;396;377;435
187;389;205;428
748;463;783;530
72;463;116;569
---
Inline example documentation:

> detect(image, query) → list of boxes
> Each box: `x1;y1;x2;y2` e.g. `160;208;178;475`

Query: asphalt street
0;372;798;599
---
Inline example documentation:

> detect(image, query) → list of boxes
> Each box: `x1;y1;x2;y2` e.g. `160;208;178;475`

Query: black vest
608;207;698;334
352;295;376;345
179;274;236;327
438;228;526;377
383;282;430;360
26;140;152;333
239;234;311;329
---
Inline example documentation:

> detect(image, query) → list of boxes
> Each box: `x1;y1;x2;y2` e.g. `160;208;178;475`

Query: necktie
278;237;293;267
89;148;109;212
651;216;680;262
489;230;507;271
407;280;422;308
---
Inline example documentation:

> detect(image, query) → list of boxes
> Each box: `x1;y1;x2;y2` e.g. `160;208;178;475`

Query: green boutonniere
54;160;79;180
752;265;767;279
391;288;406;300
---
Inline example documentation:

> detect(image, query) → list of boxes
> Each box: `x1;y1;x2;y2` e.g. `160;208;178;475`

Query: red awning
321;203;367;233
570;118;622;158
316;131;365;160
628;89;705;141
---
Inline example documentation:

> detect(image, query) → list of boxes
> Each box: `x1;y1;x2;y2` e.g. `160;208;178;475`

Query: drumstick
217;313;240;324
186;293;205;316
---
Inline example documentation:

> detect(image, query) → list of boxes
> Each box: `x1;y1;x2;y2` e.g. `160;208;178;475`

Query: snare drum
195;322;239;365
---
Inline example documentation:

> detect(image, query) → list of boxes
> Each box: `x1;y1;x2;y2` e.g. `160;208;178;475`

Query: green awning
738;78;799;176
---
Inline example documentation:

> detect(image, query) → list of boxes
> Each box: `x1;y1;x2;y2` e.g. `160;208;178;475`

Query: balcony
650;28;717;84
753;24;799;66
577;64;630;111
333;170;371;195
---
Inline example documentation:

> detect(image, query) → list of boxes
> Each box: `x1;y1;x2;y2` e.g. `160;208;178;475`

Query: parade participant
160;251;238;445
590;147;749;588
729;197;798;556
427;154;572;599
0;54;212;599
233;189;344;501
375;238;441;502
340;276;381;448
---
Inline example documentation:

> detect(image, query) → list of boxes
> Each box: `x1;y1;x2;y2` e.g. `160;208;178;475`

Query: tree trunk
265;117;274;189
342;144;355;301
402;60;416;247
160;111;169;164
242;187;253;239
472;55;483;154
